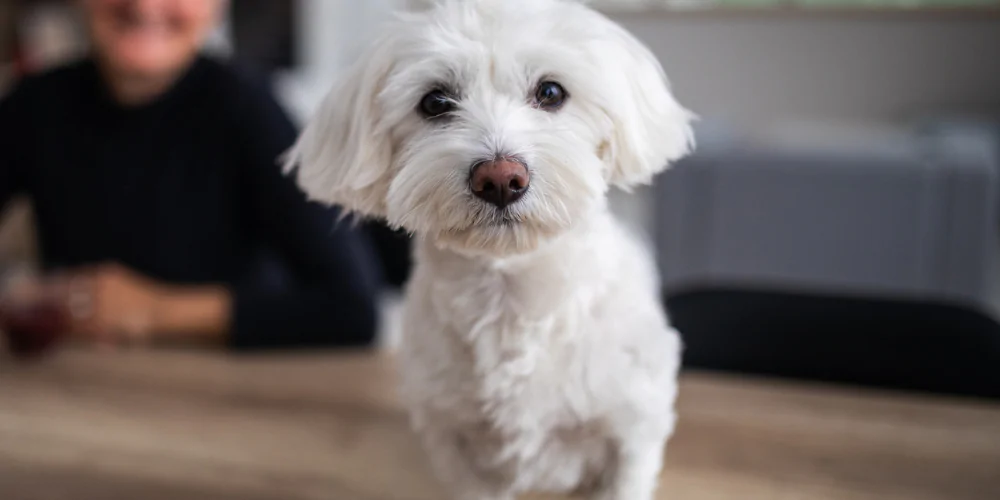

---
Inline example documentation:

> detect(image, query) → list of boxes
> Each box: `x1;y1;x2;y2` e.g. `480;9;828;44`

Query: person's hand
61;263;168;347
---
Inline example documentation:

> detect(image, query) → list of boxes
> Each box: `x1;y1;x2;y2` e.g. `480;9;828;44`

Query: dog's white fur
285;1;694;498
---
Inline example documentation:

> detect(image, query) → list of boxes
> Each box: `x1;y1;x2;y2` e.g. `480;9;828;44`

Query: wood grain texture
1;349;998;500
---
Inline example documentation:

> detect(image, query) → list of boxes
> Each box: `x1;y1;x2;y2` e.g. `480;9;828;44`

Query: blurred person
0;0;382;351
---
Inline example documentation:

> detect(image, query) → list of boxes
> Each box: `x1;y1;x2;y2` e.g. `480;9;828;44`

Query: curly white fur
286;1;694;498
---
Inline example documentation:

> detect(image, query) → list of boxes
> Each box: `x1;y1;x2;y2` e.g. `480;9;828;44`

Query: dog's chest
420;265;608;441
432;268;591;400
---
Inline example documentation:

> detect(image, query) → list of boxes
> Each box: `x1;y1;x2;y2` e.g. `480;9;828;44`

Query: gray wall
277;0;403;123
614;13;1000;127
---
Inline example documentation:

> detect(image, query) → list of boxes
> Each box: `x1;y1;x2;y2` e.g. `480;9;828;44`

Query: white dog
286;1;694;498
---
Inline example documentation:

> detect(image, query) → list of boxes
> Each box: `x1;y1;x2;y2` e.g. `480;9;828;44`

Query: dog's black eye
534;81;567;111
419;89;456;119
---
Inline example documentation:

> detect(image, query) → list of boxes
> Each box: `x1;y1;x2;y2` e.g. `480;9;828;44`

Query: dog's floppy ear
598;22;695;189
283;37;397;218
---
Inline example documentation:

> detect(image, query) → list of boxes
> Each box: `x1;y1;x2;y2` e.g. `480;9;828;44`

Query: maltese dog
285;0;694;498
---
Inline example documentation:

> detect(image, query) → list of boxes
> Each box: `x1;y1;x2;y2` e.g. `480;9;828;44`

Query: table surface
1;349;998;500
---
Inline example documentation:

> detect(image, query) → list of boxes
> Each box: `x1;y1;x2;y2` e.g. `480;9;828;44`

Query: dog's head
286;0;694;257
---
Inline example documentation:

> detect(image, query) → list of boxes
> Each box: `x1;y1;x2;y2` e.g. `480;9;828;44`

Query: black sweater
0;56;382;350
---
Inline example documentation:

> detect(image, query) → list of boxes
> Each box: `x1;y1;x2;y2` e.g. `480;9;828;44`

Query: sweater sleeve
228;78;383;350
0;84;25;213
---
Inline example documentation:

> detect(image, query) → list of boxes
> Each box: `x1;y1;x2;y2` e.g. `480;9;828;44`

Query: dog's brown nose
470;158;530;209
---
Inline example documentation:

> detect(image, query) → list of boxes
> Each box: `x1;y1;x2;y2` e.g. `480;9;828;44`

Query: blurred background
2;0;999;398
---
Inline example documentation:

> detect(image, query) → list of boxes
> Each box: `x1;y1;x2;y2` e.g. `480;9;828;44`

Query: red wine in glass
1;299;69;359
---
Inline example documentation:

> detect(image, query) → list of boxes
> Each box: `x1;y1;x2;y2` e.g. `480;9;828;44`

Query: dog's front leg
421;428;515;500
590;434;667;500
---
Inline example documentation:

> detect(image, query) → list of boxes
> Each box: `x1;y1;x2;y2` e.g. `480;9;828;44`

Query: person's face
83;0;223;78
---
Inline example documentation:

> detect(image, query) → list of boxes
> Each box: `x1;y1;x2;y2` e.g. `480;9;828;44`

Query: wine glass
0;266;71;359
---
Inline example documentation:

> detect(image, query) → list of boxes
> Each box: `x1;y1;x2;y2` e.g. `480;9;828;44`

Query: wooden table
1;349;998;500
